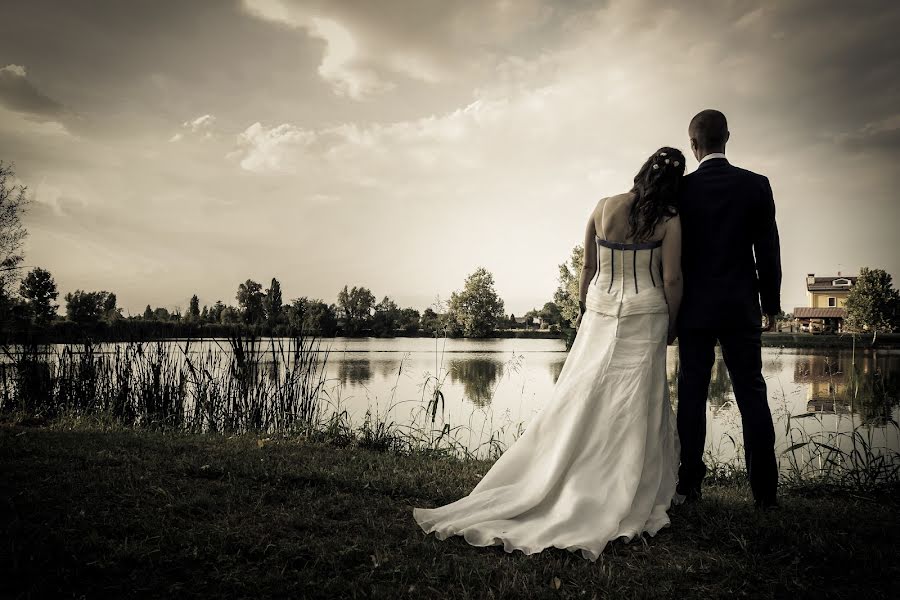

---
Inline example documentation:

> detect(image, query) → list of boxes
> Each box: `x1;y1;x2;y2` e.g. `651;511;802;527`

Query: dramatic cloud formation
0;0;898;315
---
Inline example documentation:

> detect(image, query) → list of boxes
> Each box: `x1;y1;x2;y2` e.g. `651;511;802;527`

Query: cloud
169;113;217;142
310;17;393;99
0;64;64;117
241;0;391;99
229;121;318;173
835;114;900;151
240;0;556;98
185;114;216;132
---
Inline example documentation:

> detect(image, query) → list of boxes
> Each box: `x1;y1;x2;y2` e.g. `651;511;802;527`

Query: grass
2;420;899;600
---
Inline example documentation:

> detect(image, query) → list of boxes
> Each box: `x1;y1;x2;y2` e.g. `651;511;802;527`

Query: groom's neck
696;147;726;161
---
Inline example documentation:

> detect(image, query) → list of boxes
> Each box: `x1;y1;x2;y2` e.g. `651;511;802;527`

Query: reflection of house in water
789;352;900;422
448;358;504;407
793;353;853;413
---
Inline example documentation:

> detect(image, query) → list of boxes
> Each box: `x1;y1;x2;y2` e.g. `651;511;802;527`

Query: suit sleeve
754;176;782;315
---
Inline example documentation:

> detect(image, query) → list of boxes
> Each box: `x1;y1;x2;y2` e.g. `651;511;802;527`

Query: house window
828;297;836;307
833;278;851;286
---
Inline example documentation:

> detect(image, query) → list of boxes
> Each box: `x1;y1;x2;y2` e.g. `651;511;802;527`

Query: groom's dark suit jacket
677;158;782;330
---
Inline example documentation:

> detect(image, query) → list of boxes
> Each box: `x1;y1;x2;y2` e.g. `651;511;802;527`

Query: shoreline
4;331;899;349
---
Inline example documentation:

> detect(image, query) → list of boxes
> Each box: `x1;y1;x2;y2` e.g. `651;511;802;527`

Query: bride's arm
577;210;598;327
661;215;683;344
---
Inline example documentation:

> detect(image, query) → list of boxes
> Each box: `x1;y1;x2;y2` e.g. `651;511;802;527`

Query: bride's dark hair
628;146;685;241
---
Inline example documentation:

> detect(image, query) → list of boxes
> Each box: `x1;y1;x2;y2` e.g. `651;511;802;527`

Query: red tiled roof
793;307;847;319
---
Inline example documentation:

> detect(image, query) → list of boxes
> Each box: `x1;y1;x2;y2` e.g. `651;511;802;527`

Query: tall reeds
0;332;330;436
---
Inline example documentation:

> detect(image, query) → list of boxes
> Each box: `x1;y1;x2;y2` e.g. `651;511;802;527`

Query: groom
675;109;781;509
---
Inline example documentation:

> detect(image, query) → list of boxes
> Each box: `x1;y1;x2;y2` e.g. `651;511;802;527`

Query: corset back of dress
585;236;668;317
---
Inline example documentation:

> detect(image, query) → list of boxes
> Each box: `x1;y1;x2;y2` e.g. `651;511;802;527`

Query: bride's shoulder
663;213;682;231
596;192;633;210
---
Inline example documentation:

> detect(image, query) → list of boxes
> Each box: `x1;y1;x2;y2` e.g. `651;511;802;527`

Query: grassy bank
2;422;898;599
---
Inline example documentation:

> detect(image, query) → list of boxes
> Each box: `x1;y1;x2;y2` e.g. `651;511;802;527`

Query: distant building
793;272;857;333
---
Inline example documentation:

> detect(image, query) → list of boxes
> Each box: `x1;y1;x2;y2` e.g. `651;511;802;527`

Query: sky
1;0;898;317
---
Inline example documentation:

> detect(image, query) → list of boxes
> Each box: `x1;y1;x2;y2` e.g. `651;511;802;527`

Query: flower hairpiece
652;164;659;169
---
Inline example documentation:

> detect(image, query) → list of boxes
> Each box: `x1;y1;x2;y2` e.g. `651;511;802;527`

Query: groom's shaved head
689;109;729;154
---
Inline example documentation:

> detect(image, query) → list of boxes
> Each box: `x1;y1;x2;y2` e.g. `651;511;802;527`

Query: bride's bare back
594;192;668;244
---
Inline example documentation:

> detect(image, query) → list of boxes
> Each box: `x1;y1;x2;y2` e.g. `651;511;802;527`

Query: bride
412;147;687;561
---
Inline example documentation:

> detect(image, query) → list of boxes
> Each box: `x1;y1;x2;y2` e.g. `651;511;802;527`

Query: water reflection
337;357;372;386
793;351;900;425
660;349;900;424
549;357;567;384
664;355;734;409
707;360;734;408
448;357;505;406
377;358;403;379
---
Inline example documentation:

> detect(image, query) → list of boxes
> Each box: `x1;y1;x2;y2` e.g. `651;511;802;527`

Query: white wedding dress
412;234;682;561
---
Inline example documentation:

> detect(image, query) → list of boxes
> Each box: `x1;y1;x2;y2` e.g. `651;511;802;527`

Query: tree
288;297;338;335
264;278;283;326
64;290;108;324
19;267;58;324
371;296;401;336
200;305;209;322
448;267;506;337
554;244;584;327
101;292;121;321
337;285;376;335
420;307;441;335
143;304;153;320
508;313;517;329
398;307;421;333
102;293;117;314
236;279;265;324
0;161;30;317
209;300;225;324
539;301;563;328
153;306;171;321
522;308;541;330
845;267;900;342
220;305;241;324
183;294;201;323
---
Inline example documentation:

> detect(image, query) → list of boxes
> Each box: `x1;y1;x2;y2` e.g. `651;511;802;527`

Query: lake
313;337;900;473
4;336;898;475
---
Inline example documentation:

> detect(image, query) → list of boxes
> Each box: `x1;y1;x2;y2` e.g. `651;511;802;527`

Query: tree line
2;160;896;342
4;264;572;340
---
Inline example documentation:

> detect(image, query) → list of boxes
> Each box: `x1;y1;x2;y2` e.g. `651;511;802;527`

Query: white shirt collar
698;152;727;165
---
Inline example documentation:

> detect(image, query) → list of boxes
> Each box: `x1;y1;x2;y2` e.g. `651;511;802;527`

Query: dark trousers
676;328;778;503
